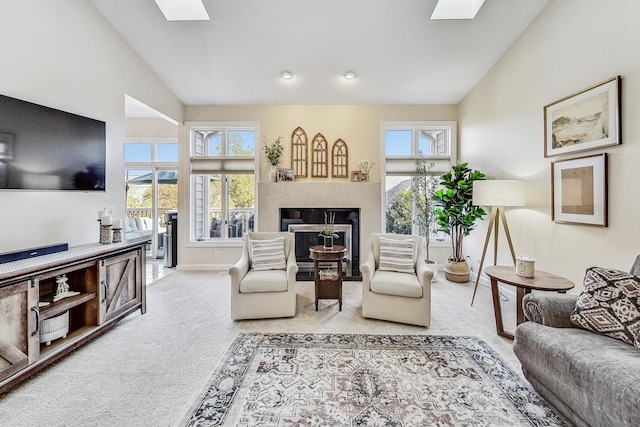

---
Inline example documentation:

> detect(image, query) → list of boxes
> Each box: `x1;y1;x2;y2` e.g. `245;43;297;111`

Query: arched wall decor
291;127;308;178
331;139;349;178
311;133;328;177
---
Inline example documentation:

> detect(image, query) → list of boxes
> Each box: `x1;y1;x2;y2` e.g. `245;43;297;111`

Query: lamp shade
472;180;525;207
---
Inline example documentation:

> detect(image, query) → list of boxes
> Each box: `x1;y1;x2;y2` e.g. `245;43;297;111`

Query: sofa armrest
229;252;250;293
522;293;578;328
360;251;376;288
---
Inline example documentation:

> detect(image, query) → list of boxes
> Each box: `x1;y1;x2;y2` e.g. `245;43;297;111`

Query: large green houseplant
433;162;487;282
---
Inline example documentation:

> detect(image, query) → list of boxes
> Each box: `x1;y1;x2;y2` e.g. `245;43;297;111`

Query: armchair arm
285;251;299;284
415;259;433;288
522;293;578;328
360;251;376;289
229;252;250;292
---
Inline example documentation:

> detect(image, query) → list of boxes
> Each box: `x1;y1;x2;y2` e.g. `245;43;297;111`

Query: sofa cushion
125;217;138;232
378;237;415;274
370;270;422;298
570;267;640;347
249;236;286;271
239;269;288;293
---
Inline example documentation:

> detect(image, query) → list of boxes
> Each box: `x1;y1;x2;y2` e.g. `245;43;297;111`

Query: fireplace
280;208;360;281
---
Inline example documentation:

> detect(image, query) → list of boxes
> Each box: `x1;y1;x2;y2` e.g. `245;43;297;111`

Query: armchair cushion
370;270;422;298
249;236;286;270
378;236;415;274
239;269;288;293
570;267;640;348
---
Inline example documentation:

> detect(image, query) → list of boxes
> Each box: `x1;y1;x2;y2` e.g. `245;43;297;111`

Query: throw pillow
570;267;640;348
379;237;415;274
249;237;286;271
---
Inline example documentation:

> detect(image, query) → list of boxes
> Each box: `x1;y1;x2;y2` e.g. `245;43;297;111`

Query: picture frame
277;168;295;182
351;170;361;182
551;153;607;226
544;76;620;157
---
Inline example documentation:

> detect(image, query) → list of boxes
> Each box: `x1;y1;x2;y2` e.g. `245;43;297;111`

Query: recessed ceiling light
154;0;210;21
281;70;294;80
344;70;357;80
431;0;485;20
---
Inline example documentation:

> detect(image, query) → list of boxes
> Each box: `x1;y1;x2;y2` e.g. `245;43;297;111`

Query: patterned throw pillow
249;237;286;271
378;237;415;274
570;267;640;348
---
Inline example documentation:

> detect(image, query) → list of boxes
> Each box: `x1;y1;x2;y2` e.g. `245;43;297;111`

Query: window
383;122;456;241
189;124;257;241
124;140;179;259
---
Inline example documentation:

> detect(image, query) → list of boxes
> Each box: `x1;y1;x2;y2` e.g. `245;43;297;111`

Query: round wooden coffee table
484;265;575;339
309;245;347;311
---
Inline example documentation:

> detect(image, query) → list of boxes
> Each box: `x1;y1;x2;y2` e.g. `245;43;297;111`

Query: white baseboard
469;270;516;301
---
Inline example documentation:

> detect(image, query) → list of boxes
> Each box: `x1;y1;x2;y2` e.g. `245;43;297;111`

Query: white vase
269;165;277;182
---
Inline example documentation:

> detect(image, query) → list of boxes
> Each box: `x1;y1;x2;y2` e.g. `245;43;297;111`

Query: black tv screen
0;94;106;191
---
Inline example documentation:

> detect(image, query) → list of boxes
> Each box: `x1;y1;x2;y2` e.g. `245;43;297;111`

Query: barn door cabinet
0;238;147;393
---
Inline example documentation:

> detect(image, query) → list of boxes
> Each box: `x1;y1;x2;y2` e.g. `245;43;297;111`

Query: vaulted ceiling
92;0;549;108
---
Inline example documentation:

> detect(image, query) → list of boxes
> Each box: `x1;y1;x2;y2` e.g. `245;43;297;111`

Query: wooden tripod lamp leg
471;207;498;306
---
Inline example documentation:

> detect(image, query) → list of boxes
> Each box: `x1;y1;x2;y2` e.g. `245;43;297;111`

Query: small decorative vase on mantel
269;165;278;182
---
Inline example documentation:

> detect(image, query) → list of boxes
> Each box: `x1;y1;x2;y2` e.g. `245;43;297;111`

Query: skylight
154;0;210;21
431;0;485;20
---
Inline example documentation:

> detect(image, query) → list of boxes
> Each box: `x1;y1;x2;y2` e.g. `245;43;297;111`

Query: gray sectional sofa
513;257;640;427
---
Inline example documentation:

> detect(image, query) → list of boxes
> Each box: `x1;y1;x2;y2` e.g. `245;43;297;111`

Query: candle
98;210;108;219
100;215;112;226
112;219;122;229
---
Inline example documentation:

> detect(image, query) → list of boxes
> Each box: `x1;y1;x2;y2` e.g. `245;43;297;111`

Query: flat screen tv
0;94;106;191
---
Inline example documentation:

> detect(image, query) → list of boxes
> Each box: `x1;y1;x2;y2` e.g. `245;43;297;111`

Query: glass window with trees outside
189;126;256;241
384;123;455;243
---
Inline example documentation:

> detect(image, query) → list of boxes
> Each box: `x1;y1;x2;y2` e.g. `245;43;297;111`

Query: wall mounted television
0;94;106;191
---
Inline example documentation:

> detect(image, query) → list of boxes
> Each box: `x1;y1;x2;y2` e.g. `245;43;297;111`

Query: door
0;279;39;383
98;249;143;324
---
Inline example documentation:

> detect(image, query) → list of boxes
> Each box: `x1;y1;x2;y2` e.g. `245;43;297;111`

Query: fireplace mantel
258;182;382;264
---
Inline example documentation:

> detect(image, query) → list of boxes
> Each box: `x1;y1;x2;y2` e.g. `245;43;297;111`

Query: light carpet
0;269;542;426
182;333;566;427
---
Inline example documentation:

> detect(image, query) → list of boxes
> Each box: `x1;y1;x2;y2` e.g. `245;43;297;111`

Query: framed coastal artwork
551;153;607;226
544;76;620;157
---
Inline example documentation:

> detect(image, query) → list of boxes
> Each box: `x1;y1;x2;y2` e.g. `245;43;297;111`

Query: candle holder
100;225;112;245
112;227;123;243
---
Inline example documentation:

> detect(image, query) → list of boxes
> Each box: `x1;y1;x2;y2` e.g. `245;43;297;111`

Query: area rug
181;333;567;426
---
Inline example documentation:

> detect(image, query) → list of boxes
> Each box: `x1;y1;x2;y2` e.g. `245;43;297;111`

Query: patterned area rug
181;333;567;427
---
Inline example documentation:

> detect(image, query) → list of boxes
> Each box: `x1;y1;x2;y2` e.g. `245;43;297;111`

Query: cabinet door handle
31;306;40;336
101;280;107;303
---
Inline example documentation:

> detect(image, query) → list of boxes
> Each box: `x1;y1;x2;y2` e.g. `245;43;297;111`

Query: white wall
0;1;183;252
180;104;457;268
459;0;640;290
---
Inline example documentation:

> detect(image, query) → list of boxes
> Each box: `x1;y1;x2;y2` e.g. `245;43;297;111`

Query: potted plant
433;162;487;282
412;157;439;263
263;135;284;182
318;211;338;249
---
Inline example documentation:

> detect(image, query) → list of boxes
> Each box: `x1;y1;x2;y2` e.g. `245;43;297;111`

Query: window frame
380;121;457;243
187;122;259;244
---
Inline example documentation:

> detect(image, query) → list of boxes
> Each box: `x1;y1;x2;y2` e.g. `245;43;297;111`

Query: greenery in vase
412;157;439;261
433;162;486;263
263;135;284;166
319;211;339;238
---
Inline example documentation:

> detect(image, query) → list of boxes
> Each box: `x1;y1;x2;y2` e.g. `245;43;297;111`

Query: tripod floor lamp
471;180;525;305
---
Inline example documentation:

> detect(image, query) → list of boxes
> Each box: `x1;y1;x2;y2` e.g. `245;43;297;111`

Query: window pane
208;132;222;156
228;130;255;156
124;143;152;162
418;133;432;155
385;130;412;156
385;175;412;234
157;144;179;162
208;174;222;238
228;174;255;238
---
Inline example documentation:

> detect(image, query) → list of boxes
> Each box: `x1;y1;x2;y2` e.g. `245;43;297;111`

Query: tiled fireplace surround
258;182;381;280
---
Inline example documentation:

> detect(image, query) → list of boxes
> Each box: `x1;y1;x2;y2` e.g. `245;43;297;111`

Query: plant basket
444;260;470;283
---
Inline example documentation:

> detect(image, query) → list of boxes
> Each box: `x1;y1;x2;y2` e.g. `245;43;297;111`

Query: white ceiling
92;0;549;111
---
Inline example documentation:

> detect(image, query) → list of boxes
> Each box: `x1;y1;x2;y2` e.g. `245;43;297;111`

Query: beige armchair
229;232;298;320
360;233;433;327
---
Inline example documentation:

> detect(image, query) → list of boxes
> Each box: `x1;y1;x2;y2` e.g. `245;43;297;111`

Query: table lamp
471;179;525;305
